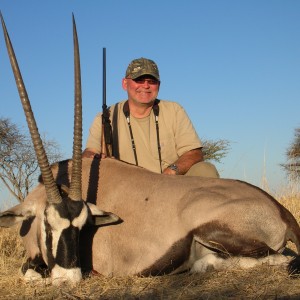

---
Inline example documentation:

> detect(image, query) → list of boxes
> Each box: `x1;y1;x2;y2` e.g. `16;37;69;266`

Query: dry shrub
0;226;25;270
0;227;24;257
277;188;300;222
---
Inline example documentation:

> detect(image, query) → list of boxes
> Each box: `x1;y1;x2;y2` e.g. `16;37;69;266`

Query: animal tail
288;227;300;276
288;256;300;276
285;212;300;276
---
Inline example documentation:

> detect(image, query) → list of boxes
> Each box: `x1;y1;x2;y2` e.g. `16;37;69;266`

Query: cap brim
130;72;160;81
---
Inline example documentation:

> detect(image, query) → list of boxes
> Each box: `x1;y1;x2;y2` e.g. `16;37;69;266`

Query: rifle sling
112;103;119;159
122;100;162;173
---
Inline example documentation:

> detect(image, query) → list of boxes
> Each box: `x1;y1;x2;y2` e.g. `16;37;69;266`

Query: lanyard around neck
123;100;162;173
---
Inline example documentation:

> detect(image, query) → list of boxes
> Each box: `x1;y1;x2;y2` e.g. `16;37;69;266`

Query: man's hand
163;167;177;175
82;148;101;159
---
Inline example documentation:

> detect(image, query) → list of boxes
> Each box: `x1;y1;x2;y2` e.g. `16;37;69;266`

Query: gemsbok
0;14;300;285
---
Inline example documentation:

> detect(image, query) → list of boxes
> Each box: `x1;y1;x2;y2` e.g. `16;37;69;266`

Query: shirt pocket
154;131;178;166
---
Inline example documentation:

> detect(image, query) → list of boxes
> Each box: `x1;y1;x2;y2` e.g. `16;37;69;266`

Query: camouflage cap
125;58;160;81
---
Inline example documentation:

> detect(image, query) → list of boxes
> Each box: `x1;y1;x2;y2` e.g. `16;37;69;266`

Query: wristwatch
167;164;179;175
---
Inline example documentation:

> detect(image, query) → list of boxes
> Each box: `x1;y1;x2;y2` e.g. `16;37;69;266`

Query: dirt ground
0;265;300;299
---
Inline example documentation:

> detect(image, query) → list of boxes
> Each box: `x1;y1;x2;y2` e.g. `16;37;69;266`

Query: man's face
122;75;160;106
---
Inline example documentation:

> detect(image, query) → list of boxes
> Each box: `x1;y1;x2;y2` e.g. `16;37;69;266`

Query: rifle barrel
102;47;106;109
101;47;112;156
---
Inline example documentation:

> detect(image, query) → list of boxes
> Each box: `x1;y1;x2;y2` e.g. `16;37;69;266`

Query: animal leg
190;252;290;273
193;221;280;258
21;256;50;284
190;221;292;273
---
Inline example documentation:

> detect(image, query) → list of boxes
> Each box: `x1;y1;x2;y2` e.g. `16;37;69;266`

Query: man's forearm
163;148;203;175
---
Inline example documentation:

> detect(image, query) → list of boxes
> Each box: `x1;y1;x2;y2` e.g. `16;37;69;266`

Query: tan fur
34;157;300;276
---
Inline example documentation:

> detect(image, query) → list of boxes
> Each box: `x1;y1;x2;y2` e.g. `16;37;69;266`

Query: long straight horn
0;13;62;204
68;14;82;201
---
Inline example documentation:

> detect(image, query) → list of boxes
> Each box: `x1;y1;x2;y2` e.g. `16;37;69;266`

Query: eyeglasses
127;78;160;85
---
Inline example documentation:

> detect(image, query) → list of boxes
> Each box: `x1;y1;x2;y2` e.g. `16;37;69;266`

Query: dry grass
0;190;300;299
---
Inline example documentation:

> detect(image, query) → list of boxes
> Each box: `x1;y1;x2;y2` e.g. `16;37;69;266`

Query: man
83;58;219;177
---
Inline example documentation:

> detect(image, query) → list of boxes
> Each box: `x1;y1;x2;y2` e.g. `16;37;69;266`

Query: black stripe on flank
140;219;280;277
140;233;193;276
192;221;277;258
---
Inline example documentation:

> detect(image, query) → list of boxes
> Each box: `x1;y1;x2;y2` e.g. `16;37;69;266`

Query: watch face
168;164;178;174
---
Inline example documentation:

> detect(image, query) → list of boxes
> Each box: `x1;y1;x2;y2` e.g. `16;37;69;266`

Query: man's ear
122;78;128;91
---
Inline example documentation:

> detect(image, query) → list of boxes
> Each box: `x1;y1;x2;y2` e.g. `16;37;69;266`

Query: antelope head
0;13;119;285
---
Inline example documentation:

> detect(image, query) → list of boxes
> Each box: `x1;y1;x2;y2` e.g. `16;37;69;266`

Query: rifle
101;47;112;157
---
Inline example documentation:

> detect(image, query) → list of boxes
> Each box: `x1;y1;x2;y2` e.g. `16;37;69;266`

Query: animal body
41;157;300;277
2;156;300;285
1;14;300;285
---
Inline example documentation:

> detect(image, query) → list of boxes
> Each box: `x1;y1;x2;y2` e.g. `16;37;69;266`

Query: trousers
185;162;220;178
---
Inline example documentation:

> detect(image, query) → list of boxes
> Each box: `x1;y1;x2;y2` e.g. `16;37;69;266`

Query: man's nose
141;80;150;87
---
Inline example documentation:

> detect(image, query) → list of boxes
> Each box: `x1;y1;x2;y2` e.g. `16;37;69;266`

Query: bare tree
202;138;230;163
0;117;62;202
282;127;300;181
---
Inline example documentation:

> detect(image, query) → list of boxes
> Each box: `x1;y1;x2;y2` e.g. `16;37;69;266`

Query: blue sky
0;0;299;197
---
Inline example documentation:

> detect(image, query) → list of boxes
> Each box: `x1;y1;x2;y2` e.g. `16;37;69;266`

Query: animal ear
86;203;121;226
0;203;36;228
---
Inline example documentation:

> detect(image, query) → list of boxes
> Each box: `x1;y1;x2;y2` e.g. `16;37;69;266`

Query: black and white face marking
43;198;89;284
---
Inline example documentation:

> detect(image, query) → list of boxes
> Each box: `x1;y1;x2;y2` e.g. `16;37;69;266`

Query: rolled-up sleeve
85;113;102;152
174;104;202;157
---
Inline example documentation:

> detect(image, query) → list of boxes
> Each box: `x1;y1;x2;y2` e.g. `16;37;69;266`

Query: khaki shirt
86;100;202;173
